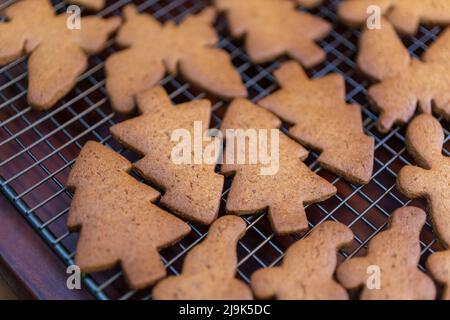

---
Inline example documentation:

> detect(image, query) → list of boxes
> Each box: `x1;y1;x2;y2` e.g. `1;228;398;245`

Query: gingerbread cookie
427;250;450;300
337;207;436;300
66;141;191;289
153;216;252;300
214;0;331;66
110;86;224;225
69;0;105;11
221;99;337;235
397;114;450;248
296;0;323;9
251;221;353;300
357;19;450;132
259;61;374;185
338;0;450;35
0;0;120;110
106;5;246;113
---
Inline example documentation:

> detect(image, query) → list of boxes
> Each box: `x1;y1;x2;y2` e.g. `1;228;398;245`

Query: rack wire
0;0;449;300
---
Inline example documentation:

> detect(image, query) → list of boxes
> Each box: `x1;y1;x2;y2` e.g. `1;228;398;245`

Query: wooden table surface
0;194;92;300
0;275;16;300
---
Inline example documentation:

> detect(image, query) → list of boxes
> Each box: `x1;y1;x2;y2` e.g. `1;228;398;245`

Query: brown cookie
338;0;450;35
66;141;191;290
296;0;323;9
337;206;436;300
259;61;374;185
221;99;337;235
397;114;450;248
110;86;224;225
0;0;120;110
251;221;353;300
214;0;331;67
106;5;246;113
69;0;105;11
153;216;253;300
427;250;450;300
357;19;450;132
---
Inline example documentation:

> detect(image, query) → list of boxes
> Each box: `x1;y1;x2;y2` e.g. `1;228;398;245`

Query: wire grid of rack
0;0;449;300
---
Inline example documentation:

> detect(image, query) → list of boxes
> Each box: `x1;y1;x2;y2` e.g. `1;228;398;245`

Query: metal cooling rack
0;0;449;300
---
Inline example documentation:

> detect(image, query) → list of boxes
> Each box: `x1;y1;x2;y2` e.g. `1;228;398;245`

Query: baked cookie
251;221;353;300
214;0;331;66
427;250;450;300
296;0;323;9
110;86;224;225
221;99;337;235
338;0;450;35
259;61;374;185
153;216;253;300
67;141;191;289
397;114;450;248
0;0;120;110
357;19;450;132
337;207;436;300
69;0;105;11
106;5;246;113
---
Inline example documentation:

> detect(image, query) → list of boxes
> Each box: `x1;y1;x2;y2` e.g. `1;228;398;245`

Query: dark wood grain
0;194;92;300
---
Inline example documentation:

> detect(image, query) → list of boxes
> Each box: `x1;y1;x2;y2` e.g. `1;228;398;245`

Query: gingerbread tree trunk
397;114;450;248
110;86;224;225
259;61;374;185
105;5;246;113
66;141;191;289
338;0;450;35
221;99;336;235
427;250;450;300
152;216;253;300
251;221;353;300
337;207;436;300
356;19;450;132
214;0;331;66
0;0;120;110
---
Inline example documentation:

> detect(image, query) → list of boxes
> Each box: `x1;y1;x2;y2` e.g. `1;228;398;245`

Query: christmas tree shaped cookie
0;0;120;109
357;19;450;132
69;0;105;11
106;5;246;113
397;114;450;248
153;216;253;300
296;0;323;9
338;0;450;35
251;221;353;300
259;61;374;185
110;86;224;225
337;207;436;300
221;99;336;235
214;0;331;66
67;141;191;289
